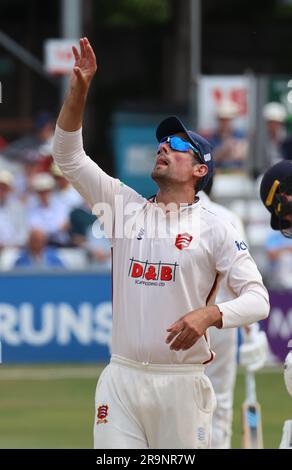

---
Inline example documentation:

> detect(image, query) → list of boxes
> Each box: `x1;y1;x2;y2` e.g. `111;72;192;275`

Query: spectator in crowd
27;173;70;246
264;230;292;289
87;220;111;271
262;102;288;168
14;228;64;268
3;111;55;163
69;201;96;247
70;201;111;270
206;100;248;172
0;170;28;248
13;149;47;201
50;162;82;213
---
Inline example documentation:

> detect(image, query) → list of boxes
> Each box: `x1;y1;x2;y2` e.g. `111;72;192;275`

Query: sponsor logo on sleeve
137;228;145;240
235;240;248;251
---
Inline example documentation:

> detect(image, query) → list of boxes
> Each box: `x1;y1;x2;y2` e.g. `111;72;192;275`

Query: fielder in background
52;37;269;449
199;179;268;448
260;160;292;448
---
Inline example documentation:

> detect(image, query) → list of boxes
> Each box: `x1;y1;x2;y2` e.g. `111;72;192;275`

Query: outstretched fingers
84;37;97;68
79;37;86;59
72;46;80;63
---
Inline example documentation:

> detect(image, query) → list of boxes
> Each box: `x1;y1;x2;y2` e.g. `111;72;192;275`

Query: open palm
70;37;97;92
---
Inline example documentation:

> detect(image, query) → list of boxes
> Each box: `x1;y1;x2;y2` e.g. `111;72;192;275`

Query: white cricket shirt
53;126;269;365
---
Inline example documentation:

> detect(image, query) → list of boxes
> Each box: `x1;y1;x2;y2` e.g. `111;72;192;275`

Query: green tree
93;0;172;28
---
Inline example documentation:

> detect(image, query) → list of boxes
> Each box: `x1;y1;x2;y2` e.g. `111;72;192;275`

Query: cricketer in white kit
199;190;241;449
52;37;270;449
199;189;268;448
259;161;292;449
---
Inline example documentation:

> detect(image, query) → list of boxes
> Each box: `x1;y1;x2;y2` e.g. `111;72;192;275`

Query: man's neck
156;187;196;207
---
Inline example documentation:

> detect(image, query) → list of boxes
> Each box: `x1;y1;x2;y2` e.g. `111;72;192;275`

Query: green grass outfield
0;364;290;449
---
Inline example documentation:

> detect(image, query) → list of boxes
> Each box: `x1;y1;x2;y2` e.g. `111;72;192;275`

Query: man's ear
193;164;208;179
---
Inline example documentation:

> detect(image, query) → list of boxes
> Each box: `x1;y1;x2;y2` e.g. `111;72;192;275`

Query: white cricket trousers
206;328;237;449
93;355;217;449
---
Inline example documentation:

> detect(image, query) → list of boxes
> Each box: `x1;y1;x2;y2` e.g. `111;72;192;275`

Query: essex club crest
96;404;109;424
175;233;193;250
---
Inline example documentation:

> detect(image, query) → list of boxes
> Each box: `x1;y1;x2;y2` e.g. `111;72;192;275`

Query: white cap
263;102;287;122
216;100;238;119
31;173;55;192
0;170;14;186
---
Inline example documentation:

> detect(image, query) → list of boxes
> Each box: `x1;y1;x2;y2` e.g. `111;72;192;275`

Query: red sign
44;39;79;75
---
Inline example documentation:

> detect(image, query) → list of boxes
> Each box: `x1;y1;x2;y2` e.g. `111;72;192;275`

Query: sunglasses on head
159;136;202;159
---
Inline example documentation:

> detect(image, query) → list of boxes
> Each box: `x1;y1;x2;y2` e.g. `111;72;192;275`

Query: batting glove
239;323;269;372
279;420;292;449
284;352;292;397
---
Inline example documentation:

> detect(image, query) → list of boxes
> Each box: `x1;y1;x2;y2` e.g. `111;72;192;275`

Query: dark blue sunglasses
159;136;201;159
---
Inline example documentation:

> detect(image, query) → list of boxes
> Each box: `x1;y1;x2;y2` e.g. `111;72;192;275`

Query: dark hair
192;158;213;193
202;175;213;196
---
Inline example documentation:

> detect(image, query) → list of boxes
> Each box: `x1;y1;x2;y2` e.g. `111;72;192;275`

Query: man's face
266;120;283;137
151;132;206;188
280;193;292;223
218;117;232;133
36;189;51;205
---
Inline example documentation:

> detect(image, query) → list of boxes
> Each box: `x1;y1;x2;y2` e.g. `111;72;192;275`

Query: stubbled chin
151;168;169;181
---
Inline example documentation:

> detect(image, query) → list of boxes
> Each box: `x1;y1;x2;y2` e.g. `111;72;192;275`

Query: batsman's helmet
260;160;292;238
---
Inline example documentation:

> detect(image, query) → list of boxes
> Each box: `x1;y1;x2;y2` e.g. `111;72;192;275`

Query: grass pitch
0;364;290;449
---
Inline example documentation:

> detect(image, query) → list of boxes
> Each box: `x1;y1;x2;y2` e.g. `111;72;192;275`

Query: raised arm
53;38;144;238
52;37;120;234
57;37;97;131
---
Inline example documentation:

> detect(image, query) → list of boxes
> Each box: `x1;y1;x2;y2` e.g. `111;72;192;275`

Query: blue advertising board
111;112;163;198
0;271;112;364
261;290;292;362
1;271;291;365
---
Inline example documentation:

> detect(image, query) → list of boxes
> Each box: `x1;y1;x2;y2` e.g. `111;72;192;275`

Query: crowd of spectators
0;112;111;271
1;104;292;286
202;99;292;174
202;99;292;289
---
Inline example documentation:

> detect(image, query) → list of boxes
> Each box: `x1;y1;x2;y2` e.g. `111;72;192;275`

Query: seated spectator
14;228;64;268
86;223;111;271
3;111;55;162
70;202;111;270
50;163;82;213
262;102;288;167
70;202;96;247
27;173;70;246
0;170;28;248
265;230;292;288
206;100;248;172
13;149;48;201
